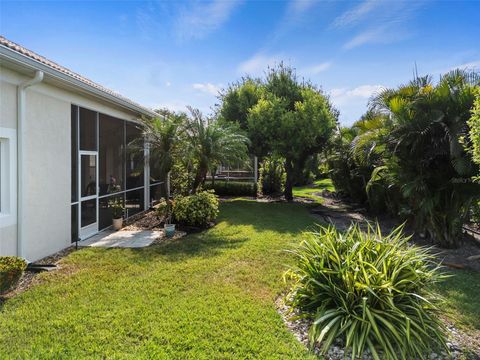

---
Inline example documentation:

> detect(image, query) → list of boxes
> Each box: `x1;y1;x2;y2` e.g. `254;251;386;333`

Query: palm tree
370;70;480;247
183;107;250;193
137;112;185;198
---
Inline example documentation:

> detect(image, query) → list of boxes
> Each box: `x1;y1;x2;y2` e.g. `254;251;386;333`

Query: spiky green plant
286;223;448;360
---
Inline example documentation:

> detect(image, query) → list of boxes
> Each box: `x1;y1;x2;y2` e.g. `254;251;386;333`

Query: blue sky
1;0;479;125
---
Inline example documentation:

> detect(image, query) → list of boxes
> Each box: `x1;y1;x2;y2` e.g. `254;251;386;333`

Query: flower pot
164;224;176;238
112;218;123;231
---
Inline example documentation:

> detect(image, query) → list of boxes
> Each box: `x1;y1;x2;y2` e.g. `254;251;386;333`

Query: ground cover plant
286;224;448;359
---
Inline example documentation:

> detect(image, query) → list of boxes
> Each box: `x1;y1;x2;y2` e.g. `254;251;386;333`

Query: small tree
184;107;250;193
219;64;337;200
136;110;185;198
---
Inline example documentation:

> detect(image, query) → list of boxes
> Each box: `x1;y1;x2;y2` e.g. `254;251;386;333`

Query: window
0;127;16;228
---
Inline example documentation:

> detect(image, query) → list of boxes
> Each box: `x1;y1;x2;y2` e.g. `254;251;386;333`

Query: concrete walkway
79;230;163;248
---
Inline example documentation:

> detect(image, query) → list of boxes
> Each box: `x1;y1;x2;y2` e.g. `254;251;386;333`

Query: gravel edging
275;295;469;360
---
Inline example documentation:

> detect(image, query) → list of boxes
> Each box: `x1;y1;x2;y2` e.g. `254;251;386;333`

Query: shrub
173;190;219;227
0;256;27;295
258;156;285;195
286;224;447;359
204;180;257;197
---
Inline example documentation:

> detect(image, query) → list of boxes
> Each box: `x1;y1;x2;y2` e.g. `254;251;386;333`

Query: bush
258;156;285;195
0;256;27;295
286;224;447;359
204;180;257;197
173;190;219;227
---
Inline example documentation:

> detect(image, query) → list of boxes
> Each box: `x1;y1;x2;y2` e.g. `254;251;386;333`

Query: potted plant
156;198;175;238
109;198;124;230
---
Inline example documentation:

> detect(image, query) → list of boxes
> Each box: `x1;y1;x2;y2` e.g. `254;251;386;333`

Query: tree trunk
192;164;208;194
284;159;294;201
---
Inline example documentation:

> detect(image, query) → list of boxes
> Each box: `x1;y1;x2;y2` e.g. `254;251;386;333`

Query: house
0;36;164;262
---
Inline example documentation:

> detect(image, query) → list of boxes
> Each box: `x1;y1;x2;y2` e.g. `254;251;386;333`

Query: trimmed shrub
0;256;27;295
204;180;257;197
173;190;219;227
286;224;447;359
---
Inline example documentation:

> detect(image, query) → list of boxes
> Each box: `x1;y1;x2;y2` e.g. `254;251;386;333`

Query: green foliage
218;63;338;200
327;126;370;204
173;190;219;227
330;71;480;247
258;156;285;195
108;198;124;219
286;224;447;359
183;107;250;192
467;86;480;166
204;180;257;197
170;161;195;196
155;198;174;224
0;256;27;294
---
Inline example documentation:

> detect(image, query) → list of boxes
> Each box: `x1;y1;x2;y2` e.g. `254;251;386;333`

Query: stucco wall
0;65;142;261
0;70;18;255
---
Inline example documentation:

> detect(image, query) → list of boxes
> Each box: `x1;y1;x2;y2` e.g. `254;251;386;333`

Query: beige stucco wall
0;65;142;261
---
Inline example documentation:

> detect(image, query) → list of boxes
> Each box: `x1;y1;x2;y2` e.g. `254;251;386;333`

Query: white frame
0;127;17;228
79;150;99;239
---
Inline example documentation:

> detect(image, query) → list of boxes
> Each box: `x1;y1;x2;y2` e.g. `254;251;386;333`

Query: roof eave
0;45;157;118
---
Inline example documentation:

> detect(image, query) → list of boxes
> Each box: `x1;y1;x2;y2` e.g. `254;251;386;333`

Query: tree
136;110;185;197
370;70;480;247
219;64;337;200
183;107;250;193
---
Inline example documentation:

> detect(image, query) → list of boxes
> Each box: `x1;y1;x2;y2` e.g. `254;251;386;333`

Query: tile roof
0;35;154;116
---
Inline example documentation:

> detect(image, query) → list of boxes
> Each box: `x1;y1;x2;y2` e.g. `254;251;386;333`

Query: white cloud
288;0;317;17
330;84;384;104
302;62;332;75
192;82;223;95
165;81;171;87
448;60;480;71
329;84;384;125
176;0;243;40
334;1;424;50
238;53;284;75
343;27;388;49
332;0;380;28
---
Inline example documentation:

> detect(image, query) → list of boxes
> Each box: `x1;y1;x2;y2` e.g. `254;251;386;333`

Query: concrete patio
79;230;163;248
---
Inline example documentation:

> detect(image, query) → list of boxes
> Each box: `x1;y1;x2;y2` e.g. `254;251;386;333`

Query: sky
1;0;479;125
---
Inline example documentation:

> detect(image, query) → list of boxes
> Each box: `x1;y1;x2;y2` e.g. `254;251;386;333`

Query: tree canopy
218;63;338;200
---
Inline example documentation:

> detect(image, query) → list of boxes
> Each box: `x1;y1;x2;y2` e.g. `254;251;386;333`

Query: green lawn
0;201;317;359
435;270;480;331
0;199;478;358
293;178;335;203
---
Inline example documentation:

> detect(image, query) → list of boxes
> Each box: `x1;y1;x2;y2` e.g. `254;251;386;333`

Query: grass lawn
435;270;480;332
292;178;335;203
0;199;478;358
0;200;317;359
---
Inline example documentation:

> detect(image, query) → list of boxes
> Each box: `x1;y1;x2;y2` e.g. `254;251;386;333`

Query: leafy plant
108;198;124;219
286;223;447;359
0;256;27;295
155;197;174;224
258;156;285;195
173;190;219;227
